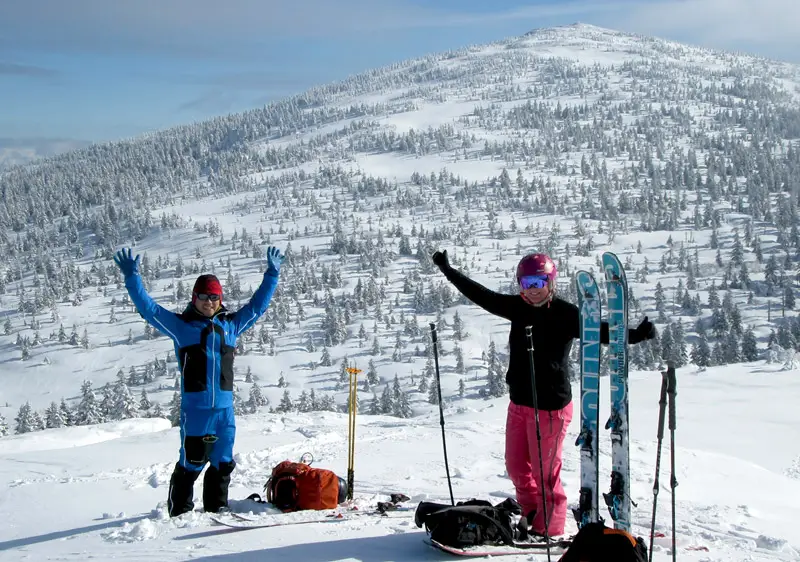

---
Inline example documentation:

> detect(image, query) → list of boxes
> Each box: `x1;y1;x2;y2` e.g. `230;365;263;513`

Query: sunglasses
196;293;220;302
520;275;549;290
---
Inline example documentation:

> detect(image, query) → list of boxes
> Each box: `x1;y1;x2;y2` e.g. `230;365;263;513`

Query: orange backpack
265;460;347;512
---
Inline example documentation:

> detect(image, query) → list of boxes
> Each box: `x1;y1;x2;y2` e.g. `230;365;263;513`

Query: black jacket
441;266;644;411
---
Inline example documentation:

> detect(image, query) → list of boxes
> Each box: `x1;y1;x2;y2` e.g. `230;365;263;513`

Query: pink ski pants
505;401;573;536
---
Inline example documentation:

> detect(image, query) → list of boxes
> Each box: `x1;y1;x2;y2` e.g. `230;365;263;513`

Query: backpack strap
265;461;310;511
266;473;299;511
603;527;638;548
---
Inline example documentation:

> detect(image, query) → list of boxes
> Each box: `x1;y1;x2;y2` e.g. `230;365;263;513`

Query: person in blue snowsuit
114;246;283;517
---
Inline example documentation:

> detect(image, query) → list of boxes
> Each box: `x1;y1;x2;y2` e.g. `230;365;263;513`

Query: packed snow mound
0;417;173;455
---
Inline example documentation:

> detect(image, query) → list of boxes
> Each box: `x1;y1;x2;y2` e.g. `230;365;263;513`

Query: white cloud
428;2;628;27
0;0;461;48
463;0;800;62
1;0;796;62
594;0;800;56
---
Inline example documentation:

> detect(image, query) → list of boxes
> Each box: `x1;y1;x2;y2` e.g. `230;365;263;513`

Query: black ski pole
649;362;672;562
525;326;551;562
667;363;678;562
430;322;455;506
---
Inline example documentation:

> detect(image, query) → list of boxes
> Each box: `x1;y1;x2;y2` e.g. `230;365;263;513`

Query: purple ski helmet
516;253;557;288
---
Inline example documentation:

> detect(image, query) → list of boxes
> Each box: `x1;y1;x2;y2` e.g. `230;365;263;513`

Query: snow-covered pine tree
139;389;152;415
14;402;35;434
59;398;73;426
369;390;381;415
320;346;332;366
151;402;166;419
99;383;115;420
427;376;440;405
112;374;139;419
75;381;104;426
485;341;507;397
671;322;689;367
367;359;379;385
380;384;393;413
691;332;711;367
233;384;247;416
454;344;465;374
396;390;413;418
247;381;269;413
741;326;759;361
30;410;45;432
297;390;312;412
45;401;66;429
168;391;181;426
69;325;79;346
452;311;464;340
277;390;294;413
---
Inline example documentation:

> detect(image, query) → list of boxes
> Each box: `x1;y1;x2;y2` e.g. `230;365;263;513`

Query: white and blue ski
602;252;631;533
573;270;602;529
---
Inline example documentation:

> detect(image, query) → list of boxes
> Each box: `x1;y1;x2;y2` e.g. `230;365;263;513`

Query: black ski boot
168;463;201;517
203;460;236;513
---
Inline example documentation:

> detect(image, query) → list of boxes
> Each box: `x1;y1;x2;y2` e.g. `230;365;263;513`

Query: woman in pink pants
432;250;655;537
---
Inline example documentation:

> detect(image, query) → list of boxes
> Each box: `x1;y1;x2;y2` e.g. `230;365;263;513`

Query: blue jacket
124;272;279;410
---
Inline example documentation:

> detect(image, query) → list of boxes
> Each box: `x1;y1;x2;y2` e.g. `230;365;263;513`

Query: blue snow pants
168;406;236;517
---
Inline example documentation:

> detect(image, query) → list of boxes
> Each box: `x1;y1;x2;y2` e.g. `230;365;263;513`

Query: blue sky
1;0;797;144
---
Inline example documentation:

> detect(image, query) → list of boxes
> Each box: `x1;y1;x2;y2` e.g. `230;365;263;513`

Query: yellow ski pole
346;366;361;501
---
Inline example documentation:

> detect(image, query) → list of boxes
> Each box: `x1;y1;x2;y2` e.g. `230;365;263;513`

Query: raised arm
600;316;656;344
567;309;656;345
432;250;519;321
228;246;283;336
596;316;656;345
114;248;185;342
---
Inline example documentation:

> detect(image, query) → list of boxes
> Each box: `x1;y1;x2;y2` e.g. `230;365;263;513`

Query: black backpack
414;498;523;548
559;522;648;562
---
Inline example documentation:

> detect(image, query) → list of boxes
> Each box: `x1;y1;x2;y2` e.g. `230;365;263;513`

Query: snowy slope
1;365;799;561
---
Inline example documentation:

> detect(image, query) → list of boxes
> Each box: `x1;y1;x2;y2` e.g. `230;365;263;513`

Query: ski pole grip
525;326;534;351
429;322;438;343
666;362;677;429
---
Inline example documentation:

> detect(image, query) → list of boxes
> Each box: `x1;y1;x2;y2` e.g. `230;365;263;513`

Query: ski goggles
195;293;221;302
519;274;549;290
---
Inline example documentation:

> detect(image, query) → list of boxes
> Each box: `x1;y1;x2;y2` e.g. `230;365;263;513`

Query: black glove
431;250;450;272
632;316;656;344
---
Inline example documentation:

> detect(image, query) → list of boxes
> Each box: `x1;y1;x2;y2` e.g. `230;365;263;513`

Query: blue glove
113;247;141;278
266;246;284;276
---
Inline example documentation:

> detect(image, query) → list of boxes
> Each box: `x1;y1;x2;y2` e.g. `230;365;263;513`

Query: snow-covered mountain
0;23;799;561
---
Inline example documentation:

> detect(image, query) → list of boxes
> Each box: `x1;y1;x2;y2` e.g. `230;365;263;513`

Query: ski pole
525;325;551;562
649;362;672;562
430;322;455;506
667;363;678;562
346;366;361;501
